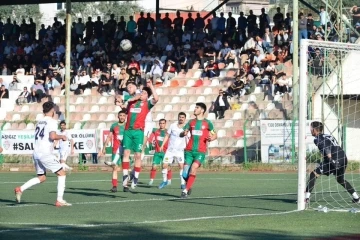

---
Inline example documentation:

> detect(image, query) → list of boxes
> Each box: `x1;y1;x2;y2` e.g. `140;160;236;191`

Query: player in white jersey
55;121;74;171
158;112;189;189
14;101;71;207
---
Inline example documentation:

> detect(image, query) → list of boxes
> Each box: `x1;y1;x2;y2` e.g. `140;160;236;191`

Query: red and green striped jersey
150;128;168;153
125;99;154;130
183;118;215;153
110;122;125;154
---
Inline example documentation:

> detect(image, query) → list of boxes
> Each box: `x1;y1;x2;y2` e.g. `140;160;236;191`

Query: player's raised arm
100;132;113;156
147;80;159;104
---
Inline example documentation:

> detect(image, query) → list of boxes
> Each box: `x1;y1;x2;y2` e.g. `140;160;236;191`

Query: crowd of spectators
0;5;359;115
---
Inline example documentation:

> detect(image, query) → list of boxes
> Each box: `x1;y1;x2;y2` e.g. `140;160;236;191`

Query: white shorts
33;152;62;175
163;149;185;164
144;122;155;138
59;150;70;161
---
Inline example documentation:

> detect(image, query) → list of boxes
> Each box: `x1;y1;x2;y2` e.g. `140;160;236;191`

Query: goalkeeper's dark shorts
315;157;347;176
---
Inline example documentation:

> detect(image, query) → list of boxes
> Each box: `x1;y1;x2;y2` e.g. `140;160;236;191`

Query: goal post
298;39;360;211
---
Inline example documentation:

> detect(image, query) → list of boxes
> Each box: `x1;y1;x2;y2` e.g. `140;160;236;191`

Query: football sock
134;167;141;181
306;172;317;193
57;175;66;202
179;170;185;185
112;179;118;187
20;177;41;192
150;169;157;181
352;192;359;199
186;174;196;191
162;168;168;182
122;162;130;186
167;169;172;181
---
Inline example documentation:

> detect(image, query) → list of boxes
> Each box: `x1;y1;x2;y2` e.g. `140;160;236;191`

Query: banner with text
0;129;97;154
260;120;317;163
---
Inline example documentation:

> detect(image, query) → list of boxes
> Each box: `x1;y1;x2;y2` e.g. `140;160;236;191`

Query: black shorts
315;157;347;177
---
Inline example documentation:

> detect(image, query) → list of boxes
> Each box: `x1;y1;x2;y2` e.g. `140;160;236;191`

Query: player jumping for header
14;101;71;206
179;102;217;198
159;112;189;189
305;121;359;204
99;110;127;192
122;80;158;191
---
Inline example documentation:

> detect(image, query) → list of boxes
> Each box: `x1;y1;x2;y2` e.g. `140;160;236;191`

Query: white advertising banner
260;120;317;163
0;129;97;154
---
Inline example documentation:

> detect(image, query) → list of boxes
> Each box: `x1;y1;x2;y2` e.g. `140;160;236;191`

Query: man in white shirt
158;112;189;189
55;121;74;171
14;101;71;207
146;58;163;84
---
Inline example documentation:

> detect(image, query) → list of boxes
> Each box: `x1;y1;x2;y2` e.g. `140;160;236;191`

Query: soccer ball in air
120;39;132;51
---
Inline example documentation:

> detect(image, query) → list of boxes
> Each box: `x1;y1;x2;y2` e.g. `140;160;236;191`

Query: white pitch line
0;209;300;233
0;192;296;209
0;178;298;185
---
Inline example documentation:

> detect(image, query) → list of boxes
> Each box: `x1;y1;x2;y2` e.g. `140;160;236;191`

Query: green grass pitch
0;172;359;239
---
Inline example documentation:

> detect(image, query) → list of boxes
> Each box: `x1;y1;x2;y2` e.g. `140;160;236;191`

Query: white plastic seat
90;105;100;113
53;96;61;104
204;87;212;95
73;122;82;130
236;140;244;148
69;105;76;112
26;123;35;130
186;79;195;87
171;96;180;103
189;104;196;111
0;109;6;120
217;129;226;138
35;114;44;121
114;105;121;112
240;103;249;111
232;112;242;119
224;120;233;128
82;113;91;121
248;95;257;102
193;70;202;79
83;89;91;95
164;104;172;112
196;96;205;102
210;79;220;86
76;97;84;104
98;122;107;129
209;139;218;148
266;103;275;110
178;88;187;95
106;114;115;121
155;88;163;95
155;113;165;121
20;105;29;112
99;97;107;104
254;86;263;94
12;114;20;121
2;122;11;130
207;113;216;120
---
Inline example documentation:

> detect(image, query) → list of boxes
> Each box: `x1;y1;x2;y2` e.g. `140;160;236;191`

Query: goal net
298;39;360;212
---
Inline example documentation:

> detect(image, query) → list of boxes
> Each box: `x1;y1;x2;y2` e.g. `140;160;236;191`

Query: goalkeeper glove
330;159;340;170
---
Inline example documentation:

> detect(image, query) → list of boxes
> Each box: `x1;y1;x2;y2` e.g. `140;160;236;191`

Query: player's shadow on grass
49;188;126;198
245;196;296;204
0;198;54;207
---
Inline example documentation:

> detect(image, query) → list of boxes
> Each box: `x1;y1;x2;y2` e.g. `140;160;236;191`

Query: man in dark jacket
214;89;230;119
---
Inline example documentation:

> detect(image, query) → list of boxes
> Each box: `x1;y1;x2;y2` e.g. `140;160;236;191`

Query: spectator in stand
201;59;219;80
31;80;46;103
273;7;284;30
213;89;230;119
8;77;19;90
1;64;11;75
299;13;308;40
0;85;9;101
98;72;113;95
227;76;245;99
16;87;30;105
75;18;85;41
162;60;176;84
147;58;163;84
